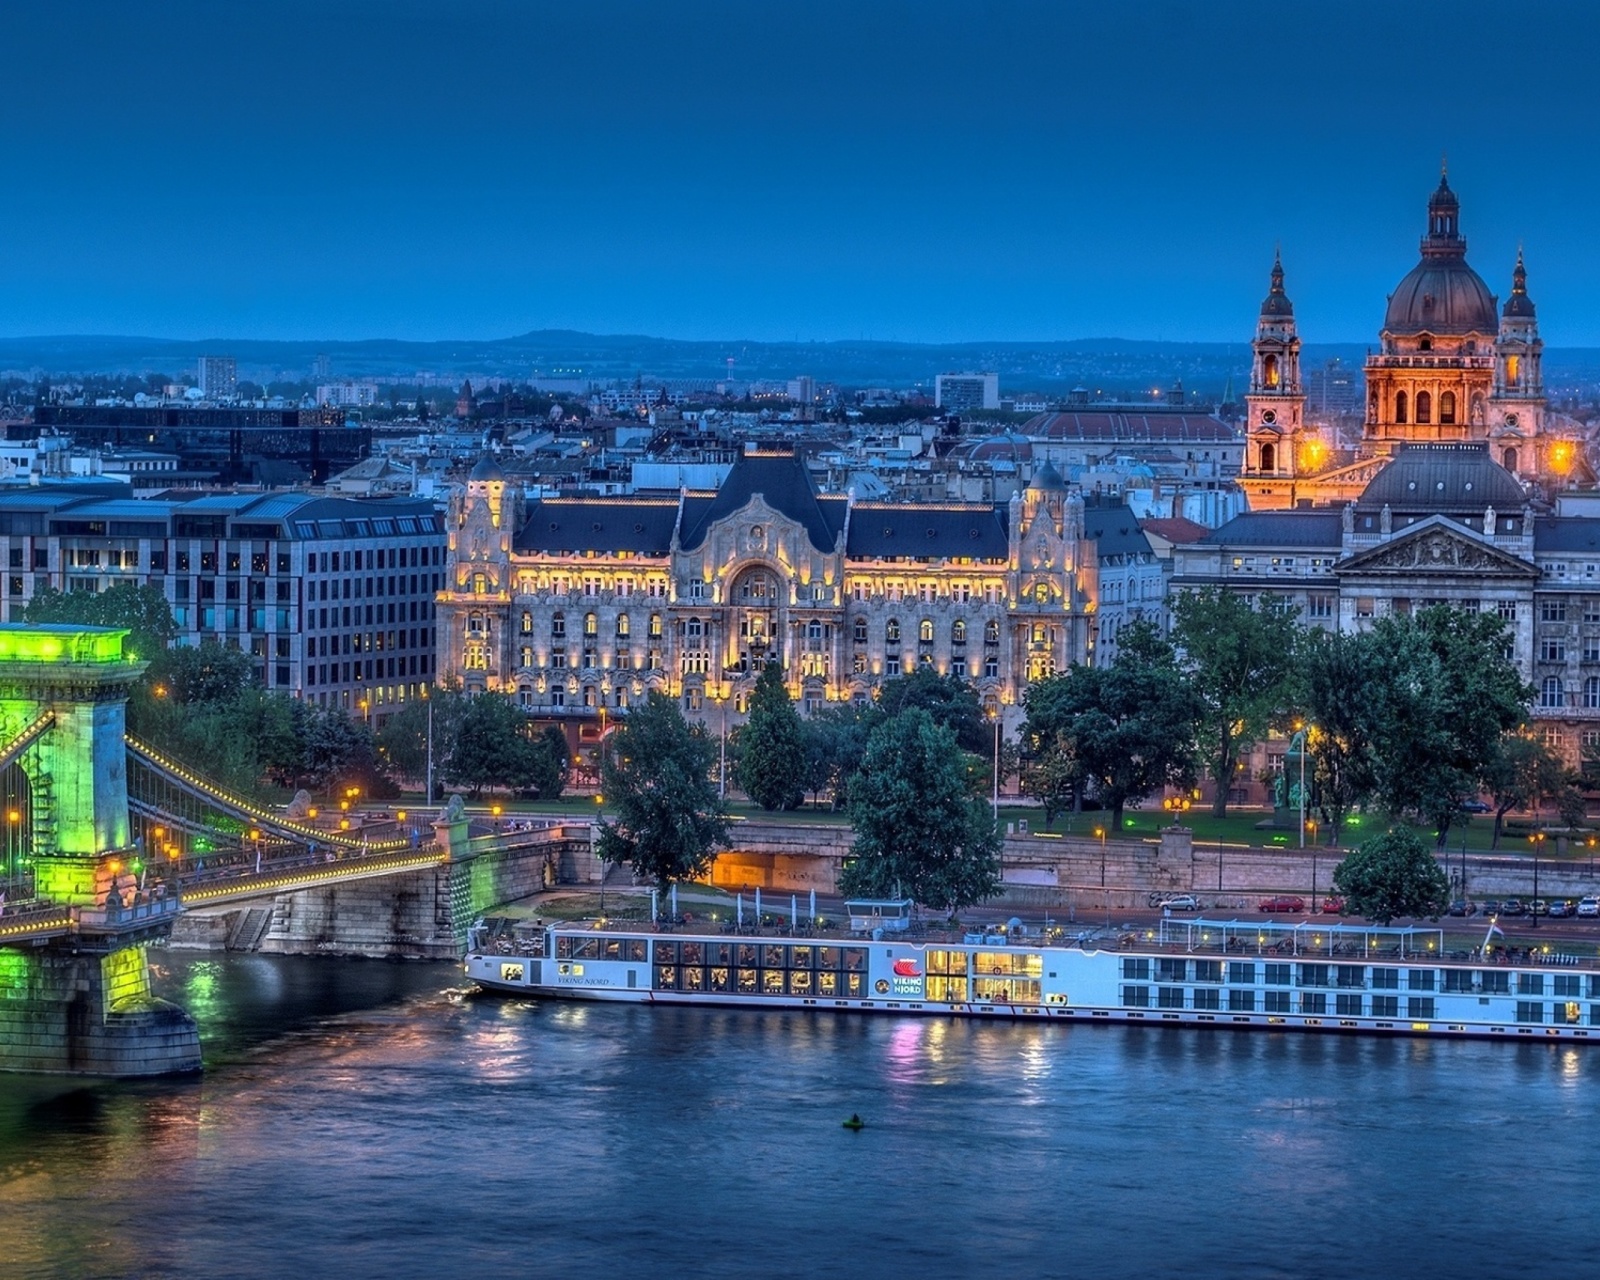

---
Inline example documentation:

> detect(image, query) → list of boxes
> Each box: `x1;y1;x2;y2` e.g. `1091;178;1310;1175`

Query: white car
1160;894;1200;912
1577;897;1600;919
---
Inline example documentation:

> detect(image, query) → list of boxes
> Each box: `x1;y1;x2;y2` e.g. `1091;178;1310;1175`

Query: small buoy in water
842;1113;865;1131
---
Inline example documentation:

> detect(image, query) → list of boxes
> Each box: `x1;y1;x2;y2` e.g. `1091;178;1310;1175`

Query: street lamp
989;707;1001;824
1289;721;1311;849
1529;831;1546;929
1307;820;1319;911
1094;825;1107;925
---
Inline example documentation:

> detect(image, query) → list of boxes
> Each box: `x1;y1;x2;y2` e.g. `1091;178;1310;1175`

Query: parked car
1548;899;1573;918
1259;895;1307;913
1160;894;1200;912
1501;899;1525;916
1529;899;1550;916
1448;900;1471;916
1320;896;1347;915
1479;899;1503;916
1459;800;1492;813
1578;897;1600;919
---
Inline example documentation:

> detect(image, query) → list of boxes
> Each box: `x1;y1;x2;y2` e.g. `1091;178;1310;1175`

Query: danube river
1;953;1596;1279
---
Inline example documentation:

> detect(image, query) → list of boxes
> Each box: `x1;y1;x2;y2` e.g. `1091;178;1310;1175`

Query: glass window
1228;989;1255;1012
1228;962;1256;985
1193;988;1220;1011
1300;992;1327;1015
1371;996;1399;1018
1123;986;1150;1008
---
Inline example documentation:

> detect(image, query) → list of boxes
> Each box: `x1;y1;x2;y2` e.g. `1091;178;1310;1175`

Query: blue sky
7;0;1600;344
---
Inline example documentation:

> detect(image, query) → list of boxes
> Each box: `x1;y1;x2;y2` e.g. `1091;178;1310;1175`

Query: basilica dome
1381;174;1498;336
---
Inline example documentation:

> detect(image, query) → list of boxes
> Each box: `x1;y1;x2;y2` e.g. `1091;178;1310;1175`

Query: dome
1382;174;1498;335
1503;250;1536;319
468;453;505;483
1260;252;1293;317
1356;443;1524;511
1027;460;1067;491
1383;259;1499;335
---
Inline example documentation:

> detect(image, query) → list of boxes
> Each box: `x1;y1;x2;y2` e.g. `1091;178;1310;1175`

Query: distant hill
2;330;1597;399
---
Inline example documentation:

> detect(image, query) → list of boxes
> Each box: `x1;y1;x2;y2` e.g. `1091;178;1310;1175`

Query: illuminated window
886;619;901;644
1416;391;1432;424
1440;391;1456;424
919;619;934;644
951;620;966;645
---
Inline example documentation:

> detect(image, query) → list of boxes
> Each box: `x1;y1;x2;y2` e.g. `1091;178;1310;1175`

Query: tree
595;692;729;891
801;702;875;809
1483;730;1571;849
1332;827;1450;924
447;693;537;797
1021;621;1200;829
838;709;1001;917
1295;629;1381;845
735;662;807;810
375;690;469;794
23;582;177;662
527;725;571;801
1364;607;1530;846
1172;587;1301;817
874;667;990;753
1020;730;1082;832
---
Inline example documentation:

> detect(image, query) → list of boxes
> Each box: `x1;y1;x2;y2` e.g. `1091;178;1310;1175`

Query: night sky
7;1;1600;344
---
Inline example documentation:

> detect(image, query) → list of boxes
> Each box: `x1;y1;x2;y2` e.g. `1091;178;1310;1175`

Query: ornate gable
1339;520;1536;578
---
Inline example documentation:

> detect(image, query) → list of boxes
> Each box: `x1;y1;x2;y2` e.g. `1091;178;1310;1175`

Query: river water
0;952;1596;1279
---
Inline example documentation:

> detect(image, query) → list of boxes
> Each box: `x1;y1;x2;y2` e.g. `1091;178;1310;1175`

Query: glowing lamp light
491;804;503;818
308;808;319;819
5;810;18;825
339;818;351;831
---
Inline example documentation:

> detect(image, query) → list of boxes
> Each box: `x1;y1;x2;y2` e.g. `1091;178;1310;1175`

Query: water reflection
0;957;1597;1279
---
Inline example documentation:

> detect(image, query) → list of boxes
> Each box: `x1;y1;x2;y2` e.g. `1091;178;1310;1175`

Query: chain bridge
0;624;594;1077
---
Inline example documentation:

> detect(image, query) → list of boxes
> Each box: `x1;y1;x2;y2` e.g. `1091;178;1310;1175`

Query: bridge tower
0;625;199;1075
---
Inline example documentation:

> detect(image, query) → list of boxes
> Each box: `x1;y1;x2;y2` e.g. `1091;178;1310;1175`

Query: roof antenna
1440;151;1448;179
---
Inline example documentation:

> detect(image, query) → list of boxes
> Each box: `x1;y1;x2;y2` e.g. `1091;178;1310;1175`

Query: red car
1320;896;1347;915
1258;895;1307;913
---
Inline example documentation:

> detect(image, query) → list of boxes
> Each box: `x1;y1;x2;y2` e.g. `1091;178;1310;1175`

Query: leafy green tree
295;701;383;794
839;708;1000;917
23;582;176;662
735;662;807;810
1172;586;1301;817
1484;730;1571;849
874;667;990;753
1332;827;1451;924
1022;621;1199;828
375;690;468;796
528;725;571;801
447;693;536;797
1021;730;1082;832
1295;628;1382;845
1365;607;1530;847
801;702;875;809
595;692;729;891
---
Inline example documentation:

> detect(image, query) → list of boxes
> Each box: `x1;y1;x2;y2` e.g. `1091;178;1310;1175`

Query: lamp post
1307;820;1319;912
423;687;434;808
1289;722;1310;849
1094;825;1107;925
990;708;1001;824
1529;831;1545;928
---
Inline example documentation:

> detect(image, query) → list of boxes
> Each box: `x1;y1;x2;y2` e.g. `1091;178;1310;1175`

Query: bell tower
1488;250;1546;477
1240;253;1308;506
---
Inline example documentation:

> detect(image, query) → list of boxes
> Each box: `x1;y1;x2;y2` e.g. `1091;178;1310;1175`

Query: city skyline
7;2;1600;345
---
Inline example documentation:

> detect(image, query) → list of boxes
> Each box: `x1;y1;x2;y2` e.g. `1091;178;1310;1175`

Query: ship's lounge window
681;941;704;966
656;966;677;990
682;967;704;992
1155;958;1187;983
1558;1002;1581;1025
762;970;785;995
709;967;731;992
655;940;678;964
927;950;971;1003
1408;998;1435;1020
737;968;758;993
789;970;813;995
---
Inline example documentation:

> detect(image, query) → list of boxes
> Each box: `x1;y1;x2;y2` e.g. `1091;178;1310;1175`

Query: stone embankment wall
174;824;598;960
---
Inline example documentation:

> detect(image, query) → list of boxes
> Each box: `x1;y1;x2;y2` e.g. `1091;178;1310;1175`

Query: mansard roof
1533;517;1600;555
678;448;842;553
1082;501;1152;559
1198;511;1344;549
515;498;680;555
846;503;1010;561
1357;443;1524;512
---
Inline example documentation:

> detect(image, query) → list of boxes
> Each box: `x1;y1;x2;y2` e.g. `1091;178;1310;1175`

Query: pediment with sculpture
1339;523;1536;578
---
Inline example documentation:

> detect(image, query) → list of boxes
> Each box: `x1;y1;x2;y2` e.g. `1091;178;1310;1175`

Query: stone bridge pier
0;626;200;1076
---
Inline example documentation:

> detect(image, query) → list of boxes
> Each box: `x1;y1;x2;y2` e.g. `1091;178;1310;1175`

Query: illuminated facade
1240;173;1586;511
436;449;1104;732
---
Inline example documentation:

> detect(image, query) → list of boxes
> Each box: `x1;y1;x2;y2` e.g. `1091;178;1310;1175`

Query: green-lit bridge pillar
0;625;200;1076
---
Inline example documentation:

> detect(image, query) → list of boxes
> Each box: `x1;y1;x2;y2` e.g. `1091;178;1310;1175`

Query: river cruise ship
465;906;1600;1043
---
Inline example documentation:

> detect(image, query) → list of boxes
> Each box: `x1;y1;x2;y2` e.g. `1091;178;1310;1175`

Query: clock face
1261;410;1276;425
1504;413;1519;429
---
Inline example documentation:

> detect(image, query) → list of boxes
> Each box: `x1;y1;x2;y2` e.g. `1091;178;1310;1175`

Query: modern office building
935;372;1000;412
197;356;238;400
0;489;445;723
